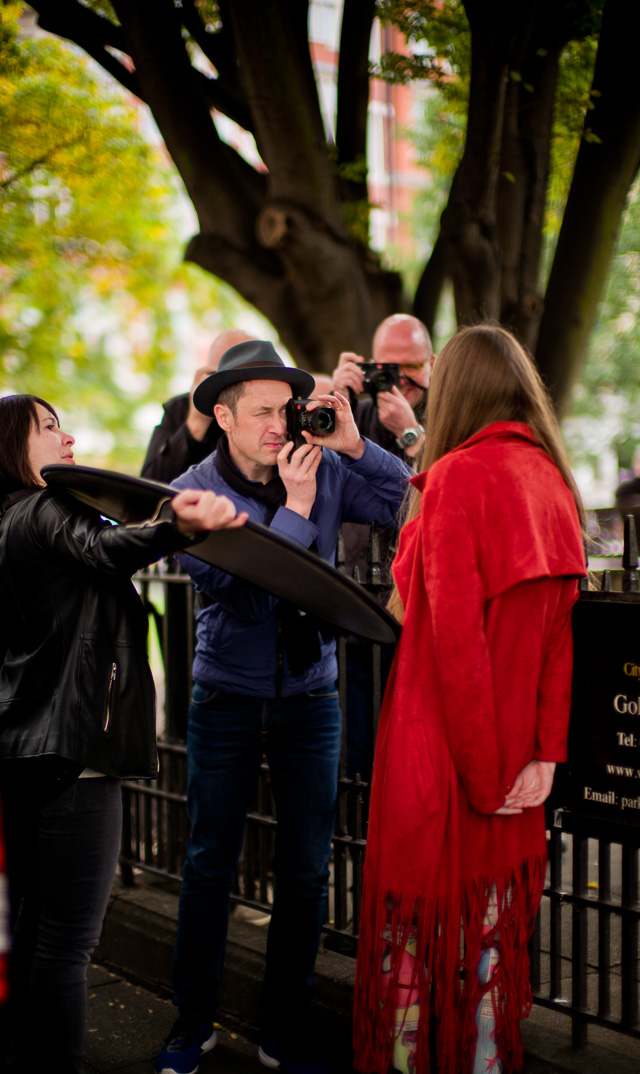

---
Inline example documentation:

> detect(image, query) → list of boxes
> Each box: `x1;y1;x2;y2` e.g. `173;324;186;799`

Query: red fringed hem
353;856;546;1074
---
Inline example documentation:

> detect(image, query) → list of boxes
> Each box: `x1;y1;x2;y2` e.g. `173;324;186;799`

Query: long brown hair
0;394;59;499
387;324;585;621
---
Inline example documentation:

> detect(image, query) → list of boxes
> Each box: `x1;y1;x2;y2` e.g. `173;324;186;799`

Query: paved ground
84;871;639;1074
85;963;259;1074
84;960;640;1074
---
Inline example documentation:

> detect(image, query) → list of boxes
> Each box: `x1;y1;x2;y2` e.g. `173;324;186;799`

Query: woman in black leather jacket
0;394;246;1074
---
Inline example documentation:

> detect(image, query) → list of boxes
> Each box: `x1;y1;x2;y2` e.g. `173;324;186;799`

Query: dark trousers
172;682;342;1058
0;775;122;1074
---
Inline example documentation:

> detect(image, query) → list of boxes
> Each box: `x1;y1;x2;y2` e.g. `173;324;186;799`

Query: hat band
230;358;285;370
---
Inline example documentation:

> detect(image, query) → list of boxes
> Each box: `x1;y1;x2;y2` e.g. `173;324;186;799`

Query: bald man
330;314;434;585
331;314;434;465
141;329;254;482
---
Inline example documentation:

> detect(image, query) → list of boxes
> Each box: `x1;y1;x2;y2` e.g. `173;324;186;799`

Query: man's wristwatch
396;424;425;449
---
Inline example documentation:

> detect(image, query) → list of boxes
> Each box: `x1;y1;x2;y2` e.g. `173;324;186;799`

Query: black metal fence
121;516;640;1044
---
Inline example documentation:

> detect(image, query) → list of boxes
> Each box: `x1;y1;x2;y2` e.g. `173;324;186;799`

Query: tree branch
31;0;144;100
0;134;86;189
190;67;254;133
336;0;375;210
180;0;253;131
223;0;345;232
413;233;449;338
336;0;375;163
31;0;125;50
181;0;240;87
109;0;264;244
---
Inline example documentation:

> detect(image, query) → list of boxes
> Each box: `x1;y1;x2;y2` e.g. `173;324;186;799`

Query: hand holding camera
331;352;422;442
278;392;363;518
357;361;401;398
332;352;403;400
296;391;363;458
285;397;337;451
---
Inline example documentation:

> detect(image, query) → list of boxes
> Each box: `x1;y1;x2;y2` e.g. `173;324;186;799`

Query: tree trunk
536;0;640;413
413;233;449;339
44;0;403;372
440;0;539;324
498;42;560;351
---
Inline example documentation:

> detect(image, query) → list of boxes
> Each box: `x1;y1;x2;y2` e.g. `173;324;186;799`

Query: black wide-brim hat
194;340;316;414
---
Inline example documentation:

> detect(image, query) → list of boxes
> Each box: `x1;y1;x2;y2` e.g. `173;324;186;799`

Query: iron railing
120;516;640;1044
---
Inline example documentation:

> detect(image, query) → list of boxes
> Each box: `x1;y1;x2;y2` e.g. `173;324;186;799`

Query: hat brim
194;365;316;415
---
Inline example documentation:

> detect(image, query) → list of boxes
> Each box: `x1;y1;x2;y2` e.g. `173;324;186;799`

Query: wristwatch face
400;427;420;447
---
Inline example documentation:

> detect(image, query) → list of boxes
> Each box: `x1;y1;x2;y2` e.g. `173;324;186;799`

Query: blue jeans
172;682;342;1051
1;775;122;1074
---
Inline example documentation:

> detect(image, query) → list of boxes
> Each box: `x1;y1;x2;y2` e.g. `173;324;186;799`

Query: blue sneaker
258;1039;329;1074
155;1017;217;1074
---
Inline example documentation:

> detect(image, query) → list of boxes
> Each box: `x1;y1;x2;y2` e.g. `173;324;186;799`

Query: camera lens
310;408;336;434
371;369;394;392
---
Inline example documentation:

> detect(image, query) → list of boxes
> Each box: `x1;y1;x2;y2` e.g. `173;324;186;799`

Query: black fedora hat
194;340;315;415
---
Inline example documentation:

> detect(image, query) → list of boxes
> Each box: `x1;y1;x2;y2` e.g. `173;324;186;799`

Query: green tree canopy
0;3;247;467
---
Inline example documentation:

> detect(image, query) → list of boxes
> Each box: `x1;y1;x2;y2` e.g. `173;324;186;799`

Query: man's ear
214;403;231;432
426;352;436;387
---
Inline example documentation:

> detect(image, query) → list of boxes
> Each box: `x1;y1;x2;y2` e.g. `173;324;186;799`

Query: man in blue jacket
155;340;412;1074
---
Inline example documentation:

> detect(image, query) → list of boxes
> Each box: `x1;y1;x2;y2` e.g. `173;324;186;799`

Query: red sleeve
420;476;506;814
534;583;578;761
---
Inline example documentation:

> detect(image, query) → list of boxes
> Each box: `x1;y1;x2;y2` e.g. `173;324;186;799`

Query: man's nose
269;414;286;435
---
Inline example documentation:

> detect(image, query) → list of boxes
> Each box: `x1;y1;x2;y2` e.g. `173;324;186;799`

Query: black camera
356;361;401;398
285;398;337;450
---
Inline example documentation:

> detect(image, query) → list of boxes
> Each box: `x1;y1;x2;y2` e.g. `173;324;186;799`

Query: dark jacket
341;397;423;589
0;487;191;778
173;438;412;697
141;393;221;483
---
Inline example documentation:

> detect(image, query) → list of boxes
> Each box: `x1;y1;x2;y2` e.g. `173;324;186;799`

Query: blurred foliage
563;179;640;471
544;34;600;239
0;3;243;470
374;0;469;89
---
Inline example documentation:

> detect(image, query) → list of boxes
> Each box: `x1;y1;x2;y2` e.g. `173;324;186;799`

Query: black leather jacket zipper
103;662;118;732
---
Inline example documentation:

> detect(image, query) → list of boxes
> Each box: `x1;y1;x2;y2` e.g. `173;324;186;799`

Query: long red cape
353;423;586;1074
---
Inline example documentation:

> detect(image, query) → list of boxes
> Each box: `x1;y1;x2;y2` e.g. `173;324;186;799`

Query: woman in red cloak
353;325;586;1074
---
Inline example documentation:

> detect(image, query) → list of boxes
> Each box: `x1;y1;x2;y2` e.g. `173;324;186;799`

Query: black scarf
213;436;333;679
214;434;286;524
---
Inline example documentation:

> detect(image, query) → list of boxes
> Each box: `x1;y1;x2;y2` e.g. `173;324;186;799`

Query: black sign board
566;593;640;826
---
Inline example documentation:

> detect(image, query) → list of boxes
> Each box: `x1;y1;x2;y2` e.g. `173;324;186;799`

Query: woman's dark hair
0;394;59;498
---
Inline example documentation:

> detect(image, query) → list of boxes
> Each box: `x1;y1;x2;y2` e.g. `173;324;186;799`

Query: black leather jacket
0;486;191;778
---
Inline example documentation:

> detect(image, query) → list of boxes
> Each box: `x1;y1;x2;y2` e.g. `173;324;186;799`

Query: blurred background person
331;314;433;468
614;443;640;543
142;328;254;483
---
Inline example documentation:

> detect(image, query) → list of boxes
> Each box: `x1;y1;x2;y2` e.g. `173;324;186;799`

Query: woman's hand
171;489;248;536
494;760;557;815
